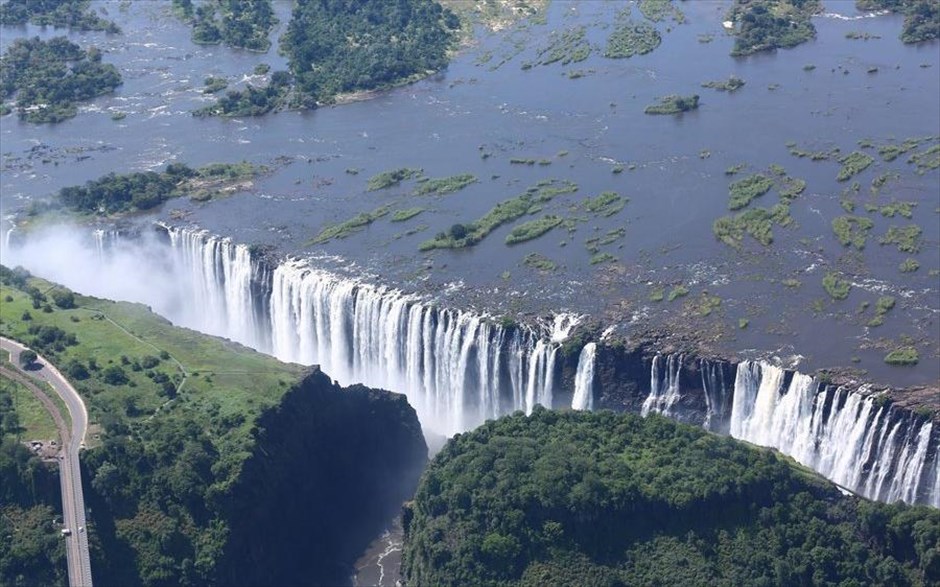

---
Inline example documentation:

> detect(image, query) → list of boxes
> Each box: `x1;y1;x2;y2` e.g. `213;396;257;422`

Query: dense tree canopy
0;0;120;32
729;0;821;56
174;0;276;51
196;0;460;116
280;0;459;104
403;408;940;587
0;36;122;123
0;379;67;586
0;273;427;586
857;0;940;42
55;161;259;215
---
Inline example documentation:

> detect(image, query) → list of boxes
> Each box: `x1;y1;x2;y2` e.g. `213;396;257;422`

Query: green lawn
0;361;59;441
0;277;305;453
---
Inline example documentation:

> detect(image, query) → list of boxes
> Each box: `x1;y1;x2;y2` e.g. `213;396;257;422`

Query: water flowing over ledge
2;223;936;507
161;225;940;508
162;225;581;436
571;342;596;411
726;360;938;506
630;354;939;507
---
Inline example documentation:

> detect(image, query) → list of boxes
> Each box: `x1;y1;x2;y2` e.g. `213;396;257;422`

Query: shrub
884;347;919;366
823;272;851;300
449;224;469;240
19;350;37;367
102;366;129;385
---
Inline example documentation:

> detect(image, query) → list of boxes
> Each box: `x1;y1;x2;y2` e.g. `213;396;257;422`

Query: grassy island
728;173;774;210
701;75;746;92
413;173;478;196
403;409;940;587
307;206;391;245
644;94;699;115
639;0;686;23
367;167;424;191
505;215;563;245
419;180;578;251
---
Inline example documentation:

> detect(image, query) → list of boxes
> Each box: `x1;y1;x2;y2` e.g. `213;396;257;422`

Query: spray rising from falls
571;342;596;411
729;360;939;508
162;226;579;436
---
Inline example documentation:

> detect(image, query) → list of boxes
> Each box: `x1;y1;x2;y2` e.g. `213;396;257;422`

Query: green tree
18;349;37;367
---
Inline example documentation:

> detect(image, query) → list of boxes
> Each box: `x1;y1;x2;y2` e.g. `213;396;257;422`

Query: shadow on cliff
216;367;429;587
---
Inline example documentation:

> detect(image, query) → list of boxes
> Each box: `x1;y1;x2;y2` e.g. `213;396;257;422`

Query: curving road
1;337;93;587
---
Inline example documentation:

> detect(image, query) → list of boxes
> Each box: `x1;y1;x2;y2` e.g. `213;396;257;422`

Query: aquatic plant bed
605;10;662;58
367;168;423;191
308;206;390;244
713;205;792;247
837;151;875;181
413;173;478;196
419;180;578;251
728;174;774;210
391;207;426;222
505;215;563;245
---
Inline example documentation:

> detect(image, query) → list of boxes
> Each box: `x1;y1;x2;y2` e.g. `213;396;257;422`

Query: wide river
1;0;938;386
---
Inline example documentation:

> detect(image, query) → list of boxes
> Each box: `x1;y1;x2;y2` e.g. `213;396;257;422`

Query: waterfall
729;360;939;507
155;226;574;436
571;342;596;411
641;353;683;417
92;228;120;261
700;359;730;432
2;224;14;251
6;222;936;507
166;226;261;348
266;258;573;435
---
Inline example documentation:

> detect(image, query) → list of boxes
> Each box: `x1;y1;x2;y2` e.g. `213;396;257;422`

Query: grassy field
0;276;305;453
0;358;59;441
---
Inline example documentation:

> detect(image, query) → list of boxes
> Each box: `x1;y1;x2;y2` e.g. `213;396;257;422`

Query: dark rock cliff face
216;368;428;587
555;342;732;429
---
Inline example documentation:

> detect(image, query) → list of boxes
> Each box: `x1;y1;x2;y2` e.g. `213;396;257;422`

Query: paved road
2;337;93;587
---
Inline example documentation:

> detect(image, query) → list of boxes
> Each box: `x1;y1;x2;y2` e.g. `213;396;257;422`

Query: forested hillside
403;408;940;587
0;268;427;586
0;380;66;587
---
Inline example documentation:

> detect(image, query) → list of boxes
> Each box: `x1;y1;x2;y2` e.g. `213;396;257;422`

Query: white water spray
571;342;596;411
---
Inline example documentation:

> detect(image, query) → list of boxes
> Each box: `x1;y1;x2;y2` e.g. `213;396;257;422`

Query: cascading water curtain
267;260;575;435
730;360;939;507
161;226;938;504
571;342;596;411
